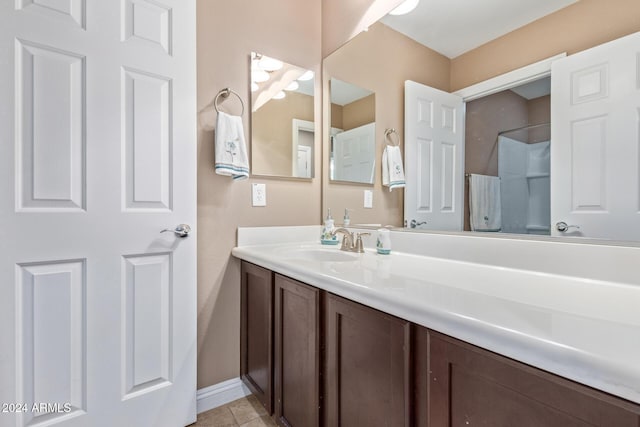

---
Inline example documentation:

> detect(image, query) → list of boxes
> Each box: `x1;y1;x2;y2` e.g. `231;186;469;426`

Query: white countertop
232;226;640;405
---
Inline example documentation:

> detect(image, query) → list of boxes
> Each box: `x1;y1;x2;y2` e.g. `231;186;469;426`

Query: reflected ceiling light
272;91;286;100
285;81;299;91
297;70;314;81
251;82;259;92
258;55;283;71
252;69;269;83
389;0;419;16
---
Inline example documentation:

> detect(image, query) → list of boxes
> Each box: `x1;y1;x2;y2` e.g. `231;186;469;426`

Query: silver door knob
410;219;427;228
161;224;191;237
556;221;580;233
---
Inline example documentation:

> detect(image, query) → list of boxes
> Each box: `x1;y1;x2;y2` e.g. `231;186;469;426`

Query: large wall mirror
251;52;315;178
322;0;640;243
329;78;376;184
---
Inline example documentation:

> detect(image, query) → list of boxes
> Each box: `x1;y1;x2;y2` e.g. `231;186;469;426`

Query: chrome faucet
331;228;370;253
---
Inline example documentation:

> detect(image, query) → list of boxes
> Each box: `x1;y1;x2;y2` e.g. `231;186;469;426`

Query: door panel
405;80;464;230
16;260;86;426
551;31;640;240
333;122;375;183
123;68;173;211
122;253;172;397
16;40;85;211
0;1;196;426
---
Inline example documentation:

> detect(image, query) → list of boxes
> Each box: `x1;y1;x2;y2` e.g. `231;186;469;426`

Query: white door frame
453;53;566;102
291;119;315;176
448;54;565;233
297;145;312;178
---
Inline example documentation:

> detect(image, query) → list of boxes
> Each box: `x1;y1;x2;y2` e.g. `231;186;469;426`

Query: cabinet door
274;275;320;427
324;293;411;427
241;261;273;414
429;332;640;426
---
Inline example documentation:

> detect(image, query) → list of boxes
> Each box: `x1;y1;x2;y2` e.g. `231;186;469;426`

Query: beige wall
196;0;321;388
330;94;375;131
342;94;375;130
323;22;450;227
330;103;344;129
253;92;314;176
451;0;640;91
528;95;551;143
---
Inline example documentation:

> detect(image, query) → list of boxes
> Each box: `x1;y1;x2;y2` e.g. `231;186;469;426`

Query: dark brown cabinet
274;274;320;427
425;329;640;427
240;262;273;413
240;261;640;426
324;293;412;427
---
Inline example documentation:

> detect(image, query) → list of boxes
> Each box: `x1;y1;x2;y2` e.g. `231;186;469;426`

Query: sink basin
280;248;360;262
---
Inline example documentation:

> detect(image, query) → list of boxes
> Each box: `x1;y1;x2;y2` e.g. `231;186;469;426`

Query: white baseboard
197;377;252;414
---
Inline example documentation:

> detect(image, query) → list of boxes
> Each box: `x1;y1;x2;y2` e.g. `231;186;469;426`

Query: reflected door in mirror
329;78;376;185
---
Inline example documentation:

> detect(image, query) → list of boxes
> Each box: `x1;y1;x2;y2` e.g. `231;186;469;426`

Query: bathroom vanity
233;226;640;426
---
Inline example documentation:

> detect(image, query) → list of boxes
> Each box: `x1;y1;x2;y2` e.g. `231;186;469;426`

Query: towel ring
214;88;245;116
384;128;400;146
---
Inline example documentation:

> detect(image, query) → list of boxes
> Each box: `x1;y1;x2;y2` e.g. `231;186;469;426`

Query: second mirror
251;52;315;179
329;78;375;184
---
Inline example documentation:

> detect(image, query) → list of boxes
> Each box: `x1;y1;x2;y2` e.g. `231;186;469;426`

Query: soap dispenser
343;209;351;227
321;208;338;244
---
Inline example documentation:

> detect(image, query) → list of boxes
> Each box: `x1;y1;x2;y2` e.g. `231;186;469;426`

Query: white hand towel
382;145;405;191
215;111;249;180
469;174;502;231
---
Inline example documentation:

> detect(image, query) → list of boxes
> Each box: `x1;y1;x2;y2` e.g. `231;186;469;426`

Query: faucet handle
354;232;370;253
332;227;354;250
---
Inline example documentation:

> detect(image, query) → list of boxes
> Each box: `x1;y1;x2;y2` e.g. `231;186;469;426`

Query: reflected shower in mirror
251;52;315;178
329;78;376;184
498;123;551;235
465;77;551;235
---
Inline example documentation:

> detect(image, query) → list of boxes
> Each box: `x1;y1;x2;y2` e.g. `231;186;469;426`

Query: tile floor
192;395;277;427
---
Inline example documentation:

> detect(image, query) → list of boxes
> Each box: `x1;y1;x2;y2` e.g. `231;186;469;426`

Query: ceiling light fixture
251;82;259;92
285;81;299;91
258;55;283;71
272;91;286;100
389;0;419;16
297;70;314;81
252;69;269;83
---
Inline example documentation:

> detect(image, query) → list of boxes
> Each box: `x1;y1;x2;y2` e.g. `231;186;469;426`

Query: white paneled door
0;1;197;426
551;31;640;240
333;123;376;183
404;80;464;230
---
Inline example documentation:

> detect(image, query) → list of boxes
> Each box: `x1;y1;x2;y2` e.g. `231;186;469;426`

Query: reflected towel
469;174;502;231
215;111;249;180
382;145;405;191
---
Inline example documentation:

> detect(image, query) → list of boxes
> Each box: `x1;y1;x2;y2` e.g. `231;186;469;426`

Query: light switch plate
252;183;267;207
364;190;373;209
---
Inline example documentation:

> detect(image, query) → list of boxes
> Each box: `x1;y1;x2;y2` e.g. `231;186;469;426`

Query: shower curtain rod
498;122;551;136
